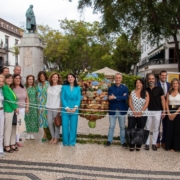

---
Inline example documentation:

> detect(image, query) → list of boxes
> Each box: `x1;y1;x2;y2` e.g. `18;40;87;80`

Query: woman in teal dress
37;71;49;142
25;75;39;140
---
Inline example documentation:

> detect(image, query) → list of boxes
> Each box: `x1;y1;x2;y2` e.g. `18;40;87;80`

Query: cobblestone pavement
0;116;180;180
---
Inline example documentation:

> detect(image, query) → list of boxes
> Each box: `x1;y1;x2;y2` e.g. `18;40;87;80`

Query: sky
0;0;101;30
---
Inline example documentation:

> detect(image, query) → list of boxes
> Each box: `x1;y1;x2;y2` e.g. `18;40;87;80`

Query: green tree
37;25;70;71
59;19;114;73
37;21;115;74
113;34;140;74
77;0;180;71
9;46;19;56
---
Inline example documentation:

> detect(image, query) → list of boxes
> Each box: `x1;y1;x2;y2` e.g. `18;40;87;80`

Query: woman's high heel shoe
10;144;18;151
4;146;13;153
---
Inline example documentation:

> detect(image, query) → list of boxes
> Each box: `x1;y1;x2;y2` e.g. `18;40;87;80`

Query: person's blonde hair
169;78;180;94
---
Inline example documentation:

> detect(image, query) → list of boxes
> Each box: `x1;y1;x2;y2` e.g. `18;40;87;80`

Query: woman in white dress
0;75;5;157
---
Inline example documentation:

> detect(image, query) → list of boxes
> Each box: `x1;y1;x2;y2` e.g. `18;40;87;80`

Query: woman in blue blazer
61;73;81;146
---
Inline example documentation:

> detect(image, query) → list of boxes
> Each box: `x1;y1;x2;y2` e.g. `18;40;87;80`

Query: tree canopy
37;18;140;74
77;0;180;71
113;34;140;74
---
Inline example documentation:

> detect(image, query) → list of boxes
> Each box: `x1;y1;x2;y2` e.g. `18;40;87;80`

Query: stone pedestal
17;33;44;79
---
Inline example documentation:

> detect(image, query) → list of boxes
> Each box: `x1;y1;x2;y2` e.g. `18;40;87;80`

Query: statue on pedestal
26;5;36;33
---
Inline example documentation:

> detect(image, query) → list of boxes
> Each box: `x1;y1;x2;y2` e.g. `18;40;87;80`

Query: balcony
138;58;177;69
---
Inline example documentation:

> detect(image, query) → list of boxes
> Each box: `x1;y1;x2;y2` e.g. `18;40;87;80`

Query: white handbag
16;114;26;134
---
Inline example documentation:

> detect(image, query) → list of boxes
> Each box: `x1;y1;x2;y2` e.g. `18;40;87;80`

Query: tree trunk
172;33;180;72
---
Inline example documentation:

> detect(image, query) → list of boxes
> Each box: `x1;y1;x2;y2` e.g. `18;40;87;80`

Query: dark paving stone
0;159;180;176
0;172;41;180
0;165;178;180
0;179;18;180
57;178;95;180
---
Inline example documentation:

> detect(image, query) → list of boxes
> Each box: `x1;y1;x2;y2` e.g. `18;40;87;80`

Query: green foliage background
47;70;140;93
122;74;140;93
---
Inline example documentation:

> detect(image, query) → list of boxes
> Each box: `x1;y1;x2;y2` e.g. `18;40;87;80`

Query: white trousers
0;110;4;152
16;108;25;142
4;112;16;146
145;111;161;145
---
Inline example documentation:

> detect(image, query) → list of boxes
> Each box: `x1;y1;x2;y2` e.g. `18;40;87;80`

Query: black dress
165;106;180;151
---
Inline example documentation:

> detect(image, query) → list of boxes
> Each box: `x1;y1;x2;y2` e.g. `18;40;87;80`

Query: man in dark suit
105;73;128;148
156;70;170;148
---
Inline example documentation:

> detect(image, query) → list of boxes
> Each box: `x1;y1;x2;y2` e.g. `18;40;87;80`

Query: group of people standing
106;71;180;152
0;66;179;158
0;66;81;158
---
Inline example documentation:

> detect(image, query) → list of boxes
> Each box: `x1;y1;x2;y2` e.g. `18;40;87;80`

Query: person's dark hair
159;70;167;75
5;74;12;79
134;78;146;99
1;67;9;73
64;73;78;86
12;74;24;88
37;71;48;83
168;78;180;94
26;75;36;88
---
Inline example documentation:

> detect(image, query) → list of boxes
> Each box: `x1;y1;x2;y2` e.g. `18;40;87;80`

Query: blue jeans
107;111;126;144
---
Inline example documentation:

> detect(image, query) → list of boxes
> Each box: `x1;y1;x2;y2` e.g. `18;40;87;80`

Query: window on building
0;57;3;71
15;39;18;45
5;36;9;50
15;39;18;65
5;54;8;65
169;48;178;63
15;55;18;65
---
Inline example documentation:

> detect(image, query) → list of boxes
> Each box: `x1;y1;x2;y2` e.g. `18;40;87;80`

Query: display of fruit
78;73;111;128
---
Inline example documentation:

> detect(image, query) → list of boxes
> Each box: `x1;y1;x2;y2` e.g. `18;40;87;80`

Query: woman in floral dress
37;71;49;142
25;75;39;140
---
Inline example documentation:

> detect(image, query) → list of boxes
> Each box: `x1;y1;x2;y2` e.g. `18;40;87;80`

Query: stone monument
17;5;44;79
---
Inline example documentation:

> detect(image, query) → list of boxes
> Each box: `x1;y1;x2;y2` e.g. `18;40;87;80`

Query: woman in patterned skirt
25;75;39;140
37;71;49;142
127;79;149;151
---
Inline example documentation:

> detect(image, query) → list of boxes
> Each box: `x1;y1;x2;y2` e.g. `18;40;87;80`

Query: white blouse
127;90;148;116
168;94;180;105
0;88;3;108
46;85;62;109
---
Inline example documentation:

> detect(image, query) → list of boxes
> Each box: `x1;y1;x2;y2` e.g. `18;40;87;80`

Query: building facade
136;34;180;78
0;18;23;73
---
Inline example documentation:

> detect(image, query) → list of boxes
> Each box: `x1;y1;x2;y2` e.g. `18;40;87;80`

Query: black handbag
12;112;17;125
143;129;150;144
126;128;150;145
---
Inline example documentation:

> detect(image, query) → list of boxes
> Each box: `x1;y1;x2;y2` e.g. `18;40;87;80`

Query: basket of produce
78;73;111;128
